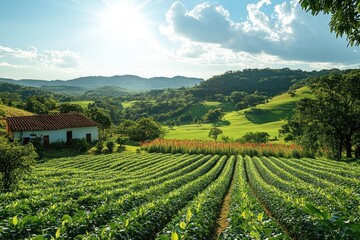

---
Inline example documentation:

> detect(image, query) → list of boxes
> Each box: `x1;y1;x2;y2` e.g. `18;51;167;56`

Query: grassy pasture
0;104;33;117
165;87;312;140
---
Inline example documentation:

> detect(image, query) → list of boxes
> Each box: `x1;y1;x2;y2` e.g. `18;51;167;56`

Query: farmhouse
5;113;98;146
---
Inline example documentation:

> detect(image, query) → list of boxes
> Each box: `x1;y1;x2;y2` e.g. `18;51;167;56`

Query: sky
0;0;359;80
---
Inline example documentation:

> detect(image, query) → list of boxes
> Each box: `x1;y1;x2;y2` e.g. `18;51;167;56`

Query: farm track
213;157;236;239
0;152;359;239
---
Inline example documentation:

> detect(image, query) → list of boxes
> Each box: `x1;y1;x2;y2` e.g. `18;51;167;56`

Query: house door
66;131;72;145
43;135;49;148
86;133;91;143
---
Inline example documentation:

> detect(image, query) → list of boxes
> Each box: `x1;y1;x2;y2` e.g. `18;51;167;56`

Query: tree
229;91;247;103
117;119;138;136
87;108;112;129
0;139;37;192
284;70;360;159
203;108;224;123
208;127;223;140
132;118;164;142
106;140;115;153
238;132;270;143
300;0;360;46
117;118;163;142
59;103;84;113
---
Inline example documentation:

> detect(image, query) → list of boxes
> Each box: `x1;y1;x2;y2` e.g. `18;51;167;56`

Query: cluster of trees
115;118;164;142
0;138;37;192
281;70;360;159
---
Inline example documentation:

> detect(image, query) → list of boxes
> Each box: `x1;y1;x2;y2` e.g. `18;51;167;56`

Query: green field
165;87;313;140
0;152;359;239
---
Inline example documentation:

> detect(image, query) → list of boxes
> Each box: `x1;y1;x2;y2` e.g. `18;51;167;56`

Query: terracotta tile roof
6;113;98;132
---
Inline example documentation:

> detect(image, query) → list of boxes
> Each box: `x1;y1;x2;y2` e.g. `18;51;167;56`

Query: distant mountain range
0;75;204;91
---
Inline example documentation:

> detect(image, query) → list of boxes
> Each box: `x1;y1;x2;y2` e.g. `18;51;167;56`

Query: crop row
246;156;360;239
1;152;359;239
0;153;229;239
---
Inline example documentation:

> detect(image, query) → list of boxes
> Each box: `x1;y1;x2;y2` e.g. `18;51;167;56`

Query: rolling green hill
165;87;313;140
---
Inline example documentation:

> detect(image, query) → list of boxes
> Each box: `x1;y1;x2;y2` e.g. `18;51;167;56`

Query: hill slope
190;68;336;98
0;104;34;117
0;75;204;92
165;87;312;140
0;104;33;134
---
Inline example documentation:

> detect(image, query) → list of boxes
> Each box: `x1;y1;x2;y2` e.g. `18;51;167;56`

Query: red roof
6;113;98;132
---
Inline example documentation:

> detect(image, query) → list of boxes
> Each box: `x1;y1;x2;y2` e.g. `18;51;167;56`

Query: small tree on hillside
203;108;224;123
0;140;37;192
208;127;223;141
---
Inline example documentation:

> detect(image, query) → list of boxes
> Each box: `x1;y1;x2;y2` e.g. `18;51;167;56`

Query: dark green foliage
190;68;335;99
86;108;112;129
203;108;224;123
95;141;104;153
59;103;83;113
71;138;89;153
106;140;115;153
88;98;124;125
84;86;130;98
116;136;129;149
24;96;57;114
49;141;65;150
132;118;164;142
0;139;37;192
117;118;163;142
283;70;360;159
300;0;360;46
238;132;270;143
0;82;52;100
208;127;223;140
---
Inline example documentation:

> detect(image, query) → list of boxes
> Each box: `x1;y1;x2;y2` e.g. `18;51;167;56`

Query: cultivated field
0;152;359;239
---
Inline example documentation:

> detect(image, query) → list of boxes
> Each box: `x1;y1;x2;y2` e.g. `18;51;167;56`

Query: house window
66;131;73;145
86;133;92;143
43;135;50;148
23;137;30;145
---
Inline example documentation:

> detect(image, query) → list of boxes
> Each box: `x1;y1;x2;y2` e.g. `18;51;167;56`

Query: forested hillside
0;75;204;92
190;68;338;99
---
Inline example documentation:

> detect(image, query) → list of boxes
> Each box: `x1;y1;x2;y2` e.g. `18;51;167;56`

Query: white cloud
0;45;81;69
161;1;359;65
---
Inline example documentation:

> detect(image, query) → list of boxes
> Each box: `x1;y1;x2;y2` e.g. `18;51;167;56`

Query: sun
97;2;148;40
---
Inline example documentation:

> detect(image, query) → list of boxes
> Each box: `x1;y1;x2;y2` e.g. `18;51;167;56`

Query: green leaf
186;208;192;223
179;221;186;229
13;216;18;226
125;219;129;227
257;212;263;222
241;211;247;219
171;231;179;240
55;228;61;239
304;204;322;215
159;235;170;240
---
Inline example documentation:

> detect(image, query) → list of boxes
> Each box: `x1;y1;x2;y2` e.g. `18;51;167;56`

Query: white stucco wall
13;126;99;144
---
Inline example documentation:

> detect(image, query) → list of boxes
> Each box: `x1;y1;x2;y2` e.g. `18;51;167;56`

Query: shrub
50;140;64;150
0;139;37;192
95;141;104;153
106;140;115;153
71;138;89;153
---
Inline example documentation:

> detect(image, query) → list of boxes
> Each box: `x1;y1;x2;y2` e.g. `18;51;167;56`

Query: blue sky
0;0;359;80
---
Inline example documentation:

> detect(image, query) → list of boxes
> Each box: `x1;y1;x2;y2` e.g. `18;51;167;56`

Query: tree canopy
300;0;360;46
0;139;37;192
282;70;360;159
